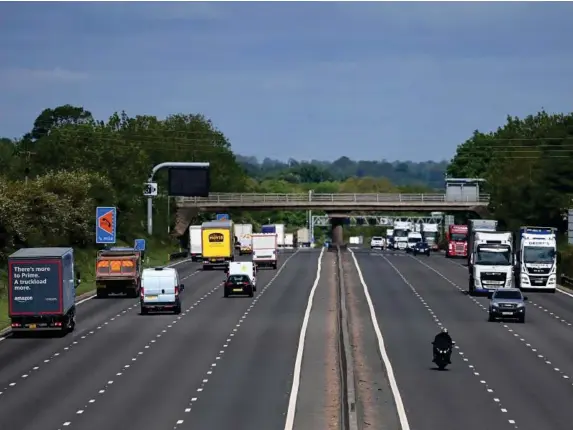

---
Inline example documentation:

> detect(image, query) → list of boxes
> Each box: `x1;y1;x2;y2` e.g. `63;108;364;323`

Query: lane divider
382;255;518;429
55;251;300;430
411;256;573;388
0;269;201;399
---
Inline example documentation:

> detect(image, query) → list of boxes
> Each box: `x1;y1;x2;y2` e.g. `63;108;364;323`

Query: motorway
1;247;572;430
0;249;338;430
345;249;573;430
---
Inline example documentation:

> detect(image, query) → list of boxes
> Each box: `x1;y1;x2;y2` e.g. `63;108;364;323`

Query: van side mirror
487;292;493;299
523;296;528;301
76;272;81;287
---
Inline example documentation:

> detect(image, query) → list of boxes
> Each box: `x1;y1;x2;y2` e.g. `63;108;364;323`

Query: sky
1;2;573;163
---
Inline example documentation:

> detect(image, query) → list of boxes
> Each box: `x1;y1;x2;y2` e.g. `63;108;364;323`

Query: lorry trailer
188;225;202;261
202;220;235;270
8;247;80;334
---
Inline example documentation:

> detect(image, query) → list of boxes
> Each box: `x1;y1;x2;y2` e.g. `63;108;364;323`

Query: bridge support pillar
331;217;344;245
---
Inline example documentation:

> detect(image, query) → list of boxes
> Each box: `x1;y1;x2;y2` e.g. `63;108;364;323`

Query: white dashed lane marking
56;252;299;429
53;281;221;430
171;253;298;428
383;255;519;429
0;269;201;399
412;257;573;387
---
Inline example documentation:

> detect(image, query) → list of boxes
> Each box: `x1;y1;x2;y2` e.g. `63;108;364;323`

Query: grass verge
0;238;181;331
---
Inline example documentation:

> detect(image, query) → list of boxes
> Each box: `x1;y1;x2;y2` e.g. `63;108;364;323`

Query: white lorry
252;233;278;269
386;228;394;249
234;223;253;255
469;231;513;295
188;225;202;262
515;227;557;292
393;221;410;250
284;233;294;248
422;223;439;250
296;228;311;247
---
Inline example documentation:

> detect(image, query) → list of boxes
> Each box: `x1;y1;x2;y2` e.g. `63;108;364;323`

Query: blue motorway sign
134;239;146;251
216;213;230;221
96;207;117;244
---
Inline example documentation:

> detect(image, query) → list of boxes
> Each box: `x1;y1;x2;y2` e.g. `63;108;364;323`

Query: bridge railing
178;193;491;204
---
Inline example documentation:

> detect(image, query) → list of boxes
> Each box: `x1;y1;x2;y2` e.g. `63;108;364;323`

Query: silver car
488;288;528;323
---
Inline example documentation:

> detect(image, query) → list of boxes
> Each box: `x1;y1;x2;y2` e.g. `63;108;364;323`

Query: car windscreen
494;290;522;300
372;237;383;241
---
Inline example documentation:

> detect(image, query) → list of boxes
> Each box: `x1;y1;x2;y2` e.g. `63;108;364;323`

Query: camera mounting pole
146;162;210;236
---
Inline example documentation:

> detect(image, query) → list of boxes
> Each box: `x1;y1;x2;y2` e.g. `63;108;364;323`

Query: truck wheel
223;288;229;298
273;263;278;270
96;289;108;299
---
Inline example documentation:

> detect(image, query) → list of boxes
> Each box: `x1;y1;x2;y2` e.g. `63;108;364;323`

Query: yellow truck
201;220;235;270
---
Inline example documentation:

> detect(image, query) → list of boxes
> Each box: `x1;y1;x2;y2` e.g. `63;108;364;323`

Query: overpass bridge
176;192;490;211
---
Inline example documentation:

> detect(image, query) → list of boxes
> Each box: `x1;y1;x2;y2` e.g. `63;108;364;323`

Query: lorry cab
469;231;514;295
140;267;184;315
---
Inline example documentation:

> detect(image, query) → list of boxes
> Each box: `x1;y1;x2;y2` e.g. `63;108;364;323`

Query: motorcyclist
432;328;453;363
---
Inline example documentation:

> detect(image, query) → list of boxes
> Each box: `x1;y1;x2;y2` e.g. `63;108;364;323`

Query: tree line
447;110;573;275
0;104;435;265
238;155;448;190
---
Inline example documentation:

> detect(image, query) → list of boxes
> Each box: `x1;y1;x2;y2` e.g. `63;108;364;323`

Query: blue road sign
134;239;146;251
216;213;230;221
96;207;117;244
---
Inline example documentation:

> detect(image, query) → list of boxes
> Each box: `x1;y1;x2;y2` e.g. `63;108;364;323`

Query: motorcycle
432;341;455;370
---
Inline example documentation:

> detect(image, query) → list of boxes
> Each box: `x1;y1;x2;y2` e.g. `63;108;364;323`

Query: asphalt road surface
0;249;333;430
347;248;573;430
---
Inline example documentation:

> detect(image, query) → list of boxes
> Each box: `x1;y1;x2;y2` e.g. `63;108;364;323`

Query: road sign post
96;207;117;244
146;162;210;235
568;209;573;245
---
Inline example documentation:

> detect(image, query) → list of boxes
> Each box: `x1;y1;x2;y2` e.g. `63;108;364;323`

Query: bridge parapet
177;192;490;205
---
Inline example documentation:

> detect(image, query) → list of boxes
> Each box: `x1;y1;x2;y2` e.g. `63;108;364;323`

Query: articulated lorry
96;247;142;298
202;220;234;270
234;223;253;255
386;229;394;249
262;224;285;247
446;224;468;258
393;221;410;250
467;219;498;271
252;233;278;269
188;225;202;262
469;231;513;295
8;247;80;334
515;227;557;292
296;228;311;247
422;223;439;250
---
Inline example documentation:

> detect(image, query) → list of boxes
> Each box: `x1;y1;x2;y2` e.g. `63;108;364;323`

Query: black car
224;274;255;298
413;241;430;256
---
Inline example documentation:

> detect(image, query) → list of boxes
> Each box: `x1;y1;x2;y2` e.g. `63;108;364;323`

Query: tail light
140;287;144;298
174;286;179;296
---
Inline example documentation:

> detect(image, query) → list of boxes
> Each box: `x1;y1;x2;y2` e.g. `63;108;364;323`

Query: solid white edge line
349;249;411;430
0;258;197;340
283;247;325;430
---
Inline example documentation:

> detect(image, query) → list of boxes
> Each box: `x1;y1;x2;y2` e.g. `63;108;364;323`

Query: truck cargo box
9;247;76;317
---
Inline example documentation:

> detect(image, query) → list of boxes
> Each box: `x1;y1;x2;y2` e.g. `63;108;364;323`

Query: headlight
492;303;499;307
548;275;556;285
520;274;530;284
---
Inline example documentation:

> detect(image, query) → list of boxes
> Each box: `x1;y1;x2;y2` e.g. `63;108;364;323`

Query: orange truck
95;248;142;298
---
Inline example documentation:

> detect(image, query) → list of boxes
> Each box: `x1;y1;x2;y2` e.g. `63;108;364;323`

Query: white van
227;262;257;291
140;267;184;314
